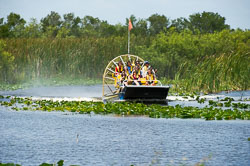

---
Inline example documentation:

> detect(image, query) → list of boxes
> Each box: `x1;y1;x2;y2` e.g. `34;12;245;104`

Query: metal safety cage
102;54;144;101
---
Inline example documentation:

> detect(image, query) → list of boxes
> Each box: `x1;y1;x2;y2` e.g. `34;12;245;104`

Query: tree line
0;11;232;38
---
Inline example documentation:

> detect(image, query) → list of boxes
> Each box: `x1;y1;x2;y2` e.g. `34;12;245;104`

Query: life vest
146;74;158;84
124;71;129;79
127;66;133;74
131;71;141;80
146;74;154;81
115;65;123;74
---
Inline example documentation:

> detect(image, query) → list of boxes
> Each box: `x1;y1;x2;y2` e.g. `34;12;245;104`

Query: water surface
0;108;250;166
0;86;250;166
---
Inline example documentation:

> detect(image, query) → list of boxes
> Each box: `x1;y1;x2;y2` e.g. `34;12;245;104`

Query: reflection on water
0;109;250;166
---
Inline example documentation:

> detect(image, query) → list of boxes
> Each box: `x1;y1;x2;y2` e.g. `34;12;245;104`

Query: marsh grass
1;29;249;93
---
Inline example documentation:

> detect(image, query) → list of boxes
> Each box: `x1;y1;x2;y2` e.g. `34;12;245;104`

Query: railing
116;78;162;87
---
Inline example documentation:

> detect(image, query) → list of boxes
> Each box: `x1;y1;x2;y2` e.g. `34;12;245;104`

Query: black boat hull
119;85;170;104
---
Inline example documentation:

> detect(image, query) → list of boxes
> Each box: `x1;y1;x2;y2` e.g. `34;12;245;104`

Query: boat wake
0;85;103;102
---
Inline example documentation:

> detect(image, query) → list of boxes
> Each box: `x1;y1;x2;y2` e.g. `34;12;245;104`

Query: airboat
102;54;170;104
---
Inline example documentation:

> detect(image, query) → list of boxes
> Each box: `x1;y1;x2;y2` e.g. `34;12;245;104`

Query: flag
128;19;133;31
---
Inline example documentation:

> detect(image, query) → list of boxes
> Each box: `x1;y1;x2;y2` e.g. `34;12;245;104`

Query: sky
0;0;249;29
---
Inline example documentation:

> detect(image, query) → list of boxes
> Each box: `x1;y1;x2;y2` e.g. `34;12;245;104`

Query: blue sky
0;0;249;29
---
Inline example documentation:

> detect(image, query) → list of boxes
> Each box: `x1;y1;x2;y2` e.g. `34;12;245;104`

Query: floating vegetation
0;96;249;120
0;160;78;166
0;163;21;166
39;160;65;166
208;97;249;109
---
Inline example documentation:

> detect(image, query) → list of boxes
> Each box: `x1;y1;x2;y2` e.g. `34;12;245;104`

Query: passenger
115;61;123;76
146;68;157;86
135;60;141;68
134;62;142;76
142;61;150;77
127;61;133;74
124;66;130;78
125;66;133;85
135;65;142;76
130;67;142;86
121;68;128;86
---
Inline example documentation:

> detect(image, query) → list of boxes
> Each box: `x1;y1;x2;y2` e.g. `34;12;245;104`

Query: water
0;85;102;98
0;109;250;166
1;85;249;108
168;90;250;108
0;86;250;165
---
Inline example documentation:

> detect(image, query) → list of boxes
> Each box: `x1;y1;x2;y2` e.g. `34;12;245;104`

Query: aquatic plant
1;96;249;120
0;160;79;166
39;160;64;166
0;163;21;166
208;98;250;110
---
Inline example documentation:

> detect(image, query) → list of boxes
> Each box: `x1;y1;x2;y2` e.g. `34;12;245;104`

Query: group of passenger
114;60;157;86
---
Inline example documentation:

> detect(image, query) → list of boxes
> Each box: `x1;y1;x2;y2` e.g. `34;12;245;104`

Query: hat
144;61;149;64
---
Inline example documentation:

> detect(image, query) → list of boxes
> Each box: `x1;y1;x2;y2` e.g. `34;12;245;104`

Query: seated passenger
146;69;157;86
135;60;141;69
133;62;141;75
130;67;142;86
142;61;150;77
121;69;128;86
115;61;123;76
135;65;142;76
124;66;129;76
127;61;133;74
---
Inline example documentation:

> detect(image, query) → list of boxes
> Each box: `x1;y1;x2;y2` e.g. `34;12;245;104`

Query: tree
134;18;148;36
82;16;101;29
7;12;26;30
0;13;26;38
170;17;189;32
81;15;101;36
99;21;116;36
24;18;42;38
41;11;62;37
187;11;230;33
147;14;170;35
62;13;81;37
113;23;127;36
125;15;148;36
126;15;137;26
0;18;10;38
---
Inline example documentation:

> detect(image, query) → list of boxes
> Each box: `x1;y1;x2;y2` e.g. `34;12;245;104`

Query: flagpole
128;19;132;55
128;26;130;55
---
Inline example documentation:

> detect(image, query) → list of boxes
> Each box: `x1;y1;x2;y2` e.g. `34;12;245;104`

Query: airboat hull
119;85;170;104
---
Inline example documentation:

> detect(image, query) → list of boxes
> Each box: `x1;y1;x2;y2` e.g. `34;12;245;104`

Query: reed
0;29;249;92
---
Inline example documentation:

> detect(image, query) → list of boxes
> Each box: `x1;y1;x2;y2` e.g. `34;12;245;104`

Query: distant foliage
137;29;250;92
0;40;15;83
0;11;249;92
0;11;231;38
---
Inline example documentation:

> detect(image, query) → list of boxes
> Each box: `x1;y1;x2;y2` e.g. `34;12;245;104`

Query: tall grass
1;29;249;92
3;36;141;82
